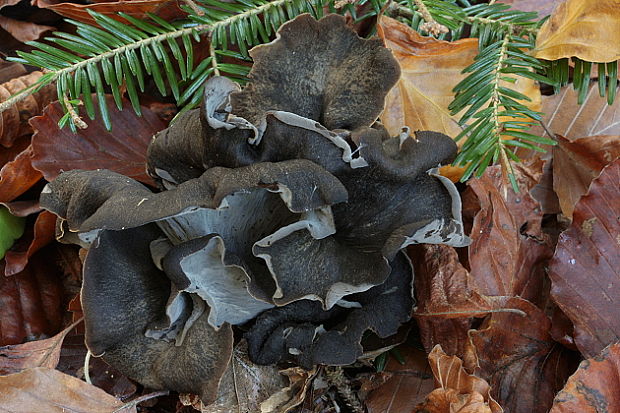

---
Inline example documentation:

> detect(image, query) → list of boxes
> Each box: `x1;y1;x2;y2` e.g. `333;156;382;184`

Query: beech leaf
377;16;474;139
468;297;579;413
467;164;553;306
0;145;42;203
0;321;78;375
553;134;620;219
33;0;185;24
551;343;620;413
364;347;435;413
528;85;620;142
0;16;54;43
30;96;165;186
549;158;620;357
4;210;56;275
0;367;136;413
409;244;512;361
533;0;620;62
0;250;64;346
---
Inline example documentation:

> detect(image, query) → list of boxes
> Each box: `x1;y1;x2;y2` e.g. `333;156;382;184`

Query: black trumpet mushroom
40;13;470;404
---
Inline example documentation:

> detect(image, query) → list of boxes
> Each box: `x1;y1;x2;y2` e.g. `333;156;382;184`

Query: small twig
325;367;363;413
183;0;205;16
538;119;557;140
209;42;221;77
62;93;88;129
413;0;448;36
84;350;93;384
414;308;527;317
112;390;169;413
377;0;394;20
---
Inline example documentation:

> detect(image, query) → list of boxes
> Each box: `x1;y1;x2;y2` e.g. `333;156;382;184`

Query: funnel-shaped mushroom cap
82;225;233;404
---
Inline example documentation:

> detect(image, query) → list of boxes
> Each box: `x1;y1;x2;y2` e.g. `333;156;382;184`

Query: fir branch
2;0;324;128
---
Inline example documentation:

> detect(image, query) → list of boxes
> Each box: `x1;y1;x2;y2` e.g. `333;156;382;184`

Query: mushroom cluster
40;14;470;404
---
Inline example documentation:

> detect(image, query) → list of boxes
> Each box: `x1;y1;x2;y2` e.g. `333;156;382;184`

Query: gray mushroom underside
39;159;348;233
244;251;414;368
82;224;233;404
162;235;274;328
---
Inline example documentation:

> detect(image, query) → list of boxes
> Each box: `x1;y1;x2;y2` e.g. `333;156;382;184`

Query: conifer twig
63;93;88;129
413;0;448;36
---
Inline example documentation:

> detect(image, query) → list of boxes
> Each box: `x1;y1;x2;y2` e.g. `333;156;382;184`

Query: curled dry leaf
468;297;579;413
0;145;42;203
0;249;64;346
0;15;54;43
199;341;286;413
409;244;511;361
533;0;620;62
414;345;502;413
0;58;26;84
0;367;137;413
33;0;185;24
551;342;620;413
30;96;165;185
549;158;620;357
259;366;317;413
0;71;57;147
468;164;553;307
365;347;435;413
4;210;56;275
0;320;78;375
553;134;620;219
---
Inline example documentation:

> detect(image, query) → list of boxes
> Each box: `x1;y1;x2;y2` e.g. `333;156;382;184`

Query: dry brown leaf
551;343;620;413
553;134;620;219
0;15;54;43
498;0;561;16
468;164;553;307
532;0;620;62
549;158;620;358
0;320;79;376
0;0;21;9
200;341;286;413
530;85;620;141
417;389;493;413
0;71;57;147
0;250;64;346
259;367;317;413
34;0;184;24
55;331;137;400
4;210;56;276
409;244;511;361
0;367;136;413
0;58;26;84
377;16;475;138
0;134;29;169
468;297;579;413
414;345;502;413
365;347;435;413
0;145;42;203
30;96;165;185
